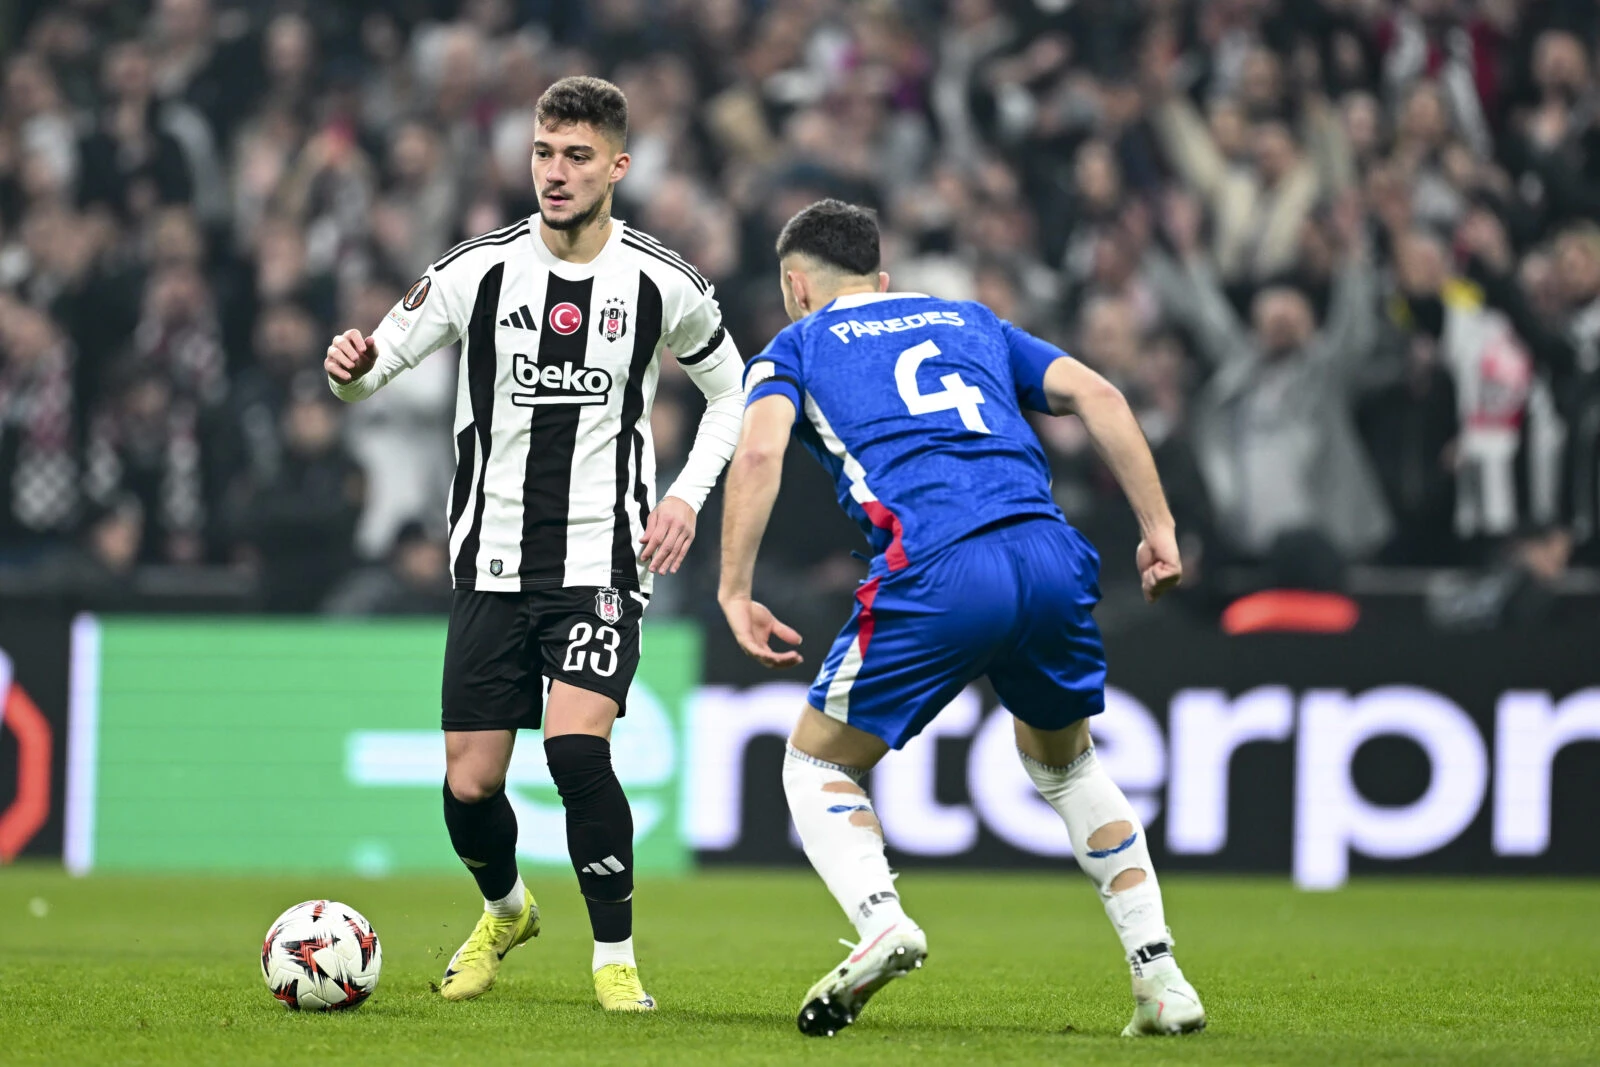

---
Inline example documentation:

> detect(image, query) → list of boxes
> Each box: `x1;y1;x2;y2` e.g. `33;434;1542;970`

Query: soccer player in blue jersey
718;200;1206;1038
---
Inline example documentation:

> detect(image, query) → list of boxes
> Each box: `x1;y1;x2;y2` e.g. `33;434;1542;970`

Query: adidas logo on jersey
510;352;613;407
499;305;538;330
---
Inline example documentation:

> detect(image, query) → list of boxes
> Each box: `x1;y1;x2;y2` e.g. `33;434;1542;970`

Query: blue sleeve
743;324;804;417
1000;318;1071;414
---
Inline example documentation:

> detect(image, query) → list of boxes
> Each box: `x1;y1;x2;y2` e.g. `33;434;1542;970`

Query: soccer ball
260;899;382;1011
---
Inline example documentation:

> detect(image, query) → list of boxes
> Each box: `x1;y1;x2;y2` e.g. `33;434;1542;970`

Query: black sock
545;734;633;943
585;899;631;944
442;780;519;902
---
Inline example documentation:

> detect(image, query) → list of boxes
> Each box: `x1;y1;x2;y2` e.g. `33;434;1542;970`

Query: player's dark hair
535;75;628;146
775;199;881;275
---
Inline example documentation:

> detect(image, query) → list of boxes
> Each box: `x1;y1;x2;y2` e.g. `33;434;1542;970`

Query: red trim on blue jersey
860;501;909;571
855;578;881;657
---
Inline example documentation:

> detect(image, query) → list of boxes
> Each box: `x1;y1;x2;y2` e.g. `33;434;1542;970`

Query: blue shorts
808;517;1107;749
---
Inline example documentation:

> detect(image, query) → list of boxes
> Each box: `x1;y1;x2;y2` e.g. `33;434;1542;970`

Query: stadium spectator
17;203;141;424
212;211;335;377
1146;64;1325;287
83;361;206;564
1428;523;1578;630
323;518;452;615
1052;139;1129;293
128;260;227;413
0;295;77;559
77;495;146;604
373;118;458;278
4;52;79;200
24;493;149;611
1357;304;1461;566
223;299;320;490
77;41;194;221
1146;190;1390;562
234;380;364;612
1384;225;1561;551
1462;208;1600;564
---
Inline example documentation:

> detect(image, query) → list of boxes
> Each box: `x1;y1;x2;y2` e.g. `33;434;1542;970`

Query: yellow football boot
438;887;540;1001
594;963;656;1011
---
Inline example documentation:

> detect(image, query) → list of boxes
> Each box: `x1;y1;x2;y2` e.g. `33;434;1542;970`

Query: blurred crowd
3;0;1599;627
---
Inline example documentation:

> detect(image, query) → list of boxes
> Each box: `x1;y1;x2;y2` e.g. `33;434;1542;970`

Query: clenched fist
1136;526;1183;604
326;329;378;383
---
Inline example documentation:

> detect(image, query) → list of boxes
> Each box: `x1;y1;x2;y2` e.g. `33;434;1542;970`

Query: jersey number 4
895;340;990;434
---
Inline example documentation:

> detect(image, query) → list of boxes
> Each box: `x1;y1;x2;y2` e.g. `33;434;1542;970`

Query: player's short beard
540;191;607;232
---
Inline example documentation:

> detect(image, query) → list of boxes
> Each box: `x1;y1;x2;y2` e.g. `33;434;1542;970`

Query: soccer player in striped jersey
324;76;743;1011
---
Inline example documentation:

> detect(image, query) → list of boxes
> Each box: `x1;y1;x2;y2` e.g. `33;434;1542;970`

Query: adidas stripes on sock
547;734;635;945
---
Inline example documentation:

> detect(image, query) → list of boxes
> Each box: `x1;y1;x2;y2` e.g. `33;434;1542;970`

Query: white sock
485;876;525;919
593;936;636;971
1019;746;1171;957
782;743;910;940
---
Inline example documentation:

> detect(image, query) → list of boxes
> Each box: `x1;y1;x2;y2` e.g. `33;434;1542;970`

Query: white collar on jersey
528;215;628;275
827;291;929;310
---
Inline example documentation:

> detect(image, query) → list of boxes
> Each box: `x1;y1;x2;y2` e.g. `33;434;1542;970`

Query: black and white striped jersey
329;218;744;593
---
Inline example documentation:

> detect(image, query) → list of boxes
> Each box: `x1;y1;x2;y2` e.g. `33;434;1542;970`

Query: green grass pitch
1;868;1595;1065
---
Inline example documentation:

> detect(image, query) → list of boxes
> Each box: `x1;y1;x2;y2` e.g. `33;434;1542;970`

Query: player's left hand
1137;527;1183;604
640;496;696;575
721;596;804;669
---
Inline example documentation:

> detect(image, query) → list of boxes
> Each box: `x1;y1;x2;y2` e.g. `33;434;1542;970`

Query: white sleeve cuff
327;373;380;402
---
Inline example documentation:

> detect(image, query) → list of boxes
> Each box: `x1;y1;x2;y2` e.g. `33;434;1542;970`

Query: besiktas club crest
594;588;623;624
598;298;628;343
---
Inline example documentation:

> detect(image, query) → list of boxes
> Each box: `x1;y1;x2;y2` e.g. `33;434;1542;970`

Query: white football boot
1121;939;1206;1036
796;923;928;1037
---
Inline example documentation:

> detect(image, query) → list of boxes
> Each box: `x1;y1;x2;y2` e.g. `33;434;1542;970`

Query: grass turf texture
1;870;1595;1065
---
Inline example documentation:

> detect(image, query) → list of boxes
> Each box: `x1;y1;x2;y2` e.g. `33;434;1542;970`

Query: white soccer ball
260;899;382;1012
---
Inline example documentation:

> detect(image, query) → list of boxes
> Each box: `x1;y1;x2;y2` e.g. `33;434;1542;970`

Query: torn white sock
783;743;910;940
1020;746;1169;954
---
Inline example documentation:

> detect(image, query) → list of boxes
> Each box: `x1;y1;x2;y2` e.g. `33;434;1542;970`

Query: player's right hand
1137;527;1182;604
326;328;378;383
721;596;803;669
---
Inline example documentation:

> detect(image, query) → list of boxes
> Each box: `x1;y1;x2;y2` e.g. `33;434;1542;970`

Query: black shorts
441;586;646;732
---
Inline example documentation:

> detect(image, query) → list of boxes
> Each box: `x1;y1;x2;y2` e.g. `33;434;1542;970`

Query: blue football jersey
743;291;1072;571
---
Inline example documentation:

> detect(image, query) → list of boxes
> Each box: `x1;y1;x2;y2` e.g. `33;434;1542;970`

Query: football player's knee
444;772;502;805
